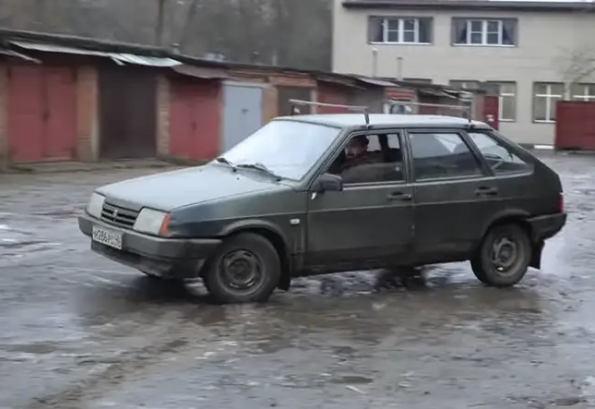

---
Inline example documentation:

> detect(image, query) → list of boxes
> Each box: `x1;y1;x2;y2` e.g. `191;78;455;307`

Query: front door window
327;133;404;184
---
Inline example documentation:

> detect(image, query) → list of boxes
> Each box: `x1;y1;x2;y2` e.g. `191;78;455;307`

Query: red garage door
7;65;77;162
169;78;221;161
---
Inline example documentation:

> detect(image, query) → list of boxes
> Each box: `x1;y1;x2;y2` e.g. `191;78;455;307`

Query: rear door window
406;131;483;180
467;132;532;174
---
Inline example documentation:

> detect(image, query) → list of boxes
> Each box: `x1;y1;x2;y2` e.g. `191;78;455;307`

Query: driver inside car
339;135;384;183
341;135;380;172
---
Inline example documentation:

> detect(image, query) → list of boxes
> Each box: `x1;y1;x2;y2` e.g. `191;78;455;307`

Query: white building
332;0;595;145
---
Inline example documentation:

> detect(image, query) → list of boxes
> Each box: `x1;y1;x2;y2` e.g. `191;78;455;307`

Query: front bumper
78;214;221;278
527;213;567;242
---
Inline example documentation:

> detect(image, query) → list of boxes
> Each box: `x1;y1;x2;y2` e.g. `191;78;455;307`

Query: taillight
559;193;564;213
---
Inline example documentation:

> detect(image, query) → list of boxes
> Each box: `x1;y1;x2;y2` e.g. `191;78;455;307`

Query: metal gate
221;83;263;153
7;65;77;162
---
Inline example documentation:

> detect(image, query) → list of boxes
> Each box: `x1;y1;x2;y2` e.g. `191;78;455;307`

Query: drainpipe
396;57;403;81
372;48;378;77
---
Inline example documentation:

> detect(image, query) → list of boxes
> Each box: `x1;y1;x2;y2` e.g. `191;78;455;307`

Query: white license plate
92;226;123;250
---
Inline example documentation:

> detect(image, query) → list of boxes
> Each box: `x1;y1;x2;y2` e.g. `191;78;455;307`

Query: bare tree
555;44;595;99
0;0;332;70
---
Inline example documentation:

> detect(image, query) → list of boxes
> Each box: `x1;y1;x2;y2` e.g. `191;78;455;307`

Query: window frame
463;130;534;176
312;129;409;188
369;16;432;45
533;82;564;123
402;128;491;183
452;18;517;47
486;81;517;122
571;83;595;102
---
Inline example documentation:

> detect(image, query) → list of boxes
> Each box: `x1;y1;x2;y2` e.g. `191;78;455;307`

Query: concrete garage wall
269;73;316;117
75;65;99;162
156;74;170;158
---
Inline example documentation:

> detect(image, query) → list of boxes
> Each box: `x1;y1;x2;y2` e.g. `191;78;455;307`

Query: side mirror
312;173;343;192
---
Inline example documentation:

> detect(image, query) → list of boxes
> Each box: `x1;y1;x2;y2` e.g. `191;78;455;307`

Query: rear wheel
202;233;280;304
471;223;531;287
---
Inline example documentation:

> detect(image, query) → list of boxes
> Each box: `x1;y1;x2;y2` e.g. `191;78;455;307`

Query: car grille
101;202;139;228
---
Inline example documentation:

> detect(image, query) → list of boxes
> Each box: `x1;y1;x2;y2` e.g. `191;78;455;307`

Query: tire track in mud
20;326;236;409
22;339;188;409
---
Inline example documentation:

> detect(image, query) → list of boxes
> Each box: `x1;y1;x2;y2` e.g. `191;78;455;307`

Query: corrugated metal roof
0;48;40;63
172;64;228;79
355;76;399;87
9;41;181;67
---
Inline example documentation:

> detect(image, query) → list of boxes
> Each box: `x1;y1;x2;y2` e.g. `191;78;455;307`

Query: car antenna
288;99;370;128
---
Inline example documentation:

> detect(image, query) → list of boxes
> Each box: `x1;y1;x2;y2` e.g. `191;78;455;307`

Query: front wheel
202;233;281;304
471;223;532;287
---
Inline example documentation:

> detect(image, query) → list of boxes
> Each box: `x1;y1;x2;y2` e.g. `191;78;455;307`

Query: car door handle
475;186;498;196
387;191;412;201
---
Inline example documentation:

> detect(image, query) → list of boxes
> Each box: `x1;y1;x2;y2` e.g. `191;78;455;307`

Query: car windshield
216;120;341;180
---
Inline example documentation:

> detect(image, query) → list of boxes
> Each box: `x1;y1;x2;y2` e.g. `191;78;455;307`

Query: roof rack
288;99;370;127
385;101;473;124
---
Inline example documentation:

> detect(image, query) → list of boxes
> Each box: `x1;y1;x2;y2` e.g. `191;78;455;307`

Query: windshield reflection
216;120;341;180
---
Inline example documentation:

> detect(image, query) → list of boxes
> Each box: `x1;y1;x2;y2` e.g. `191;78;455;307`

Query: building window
486;82;516;121
368;17;432;44
452;18;516;46
533;83;563;122
571;84;595;101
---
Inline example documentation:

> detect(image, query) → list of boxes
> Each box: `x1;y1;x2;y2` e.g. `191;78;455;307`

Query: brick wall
268;73;315;116
75;66;98;161
269;73;315;88
156;74;170;157
0;63;7;170
262;85;277;124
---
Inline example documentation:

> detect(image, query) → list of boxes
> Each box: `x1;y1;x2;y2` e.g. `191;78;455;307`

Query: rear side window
407;131;482;180
467;132;532;174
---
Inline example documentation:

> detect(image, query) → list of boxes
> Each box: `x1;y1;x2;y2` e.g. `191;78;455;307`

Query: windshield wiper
215;157;237;170
237;163;282;181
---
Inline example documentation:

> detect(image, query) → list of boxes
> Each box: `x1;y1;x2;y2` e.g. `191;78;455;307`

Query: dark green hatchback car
79;113;566;304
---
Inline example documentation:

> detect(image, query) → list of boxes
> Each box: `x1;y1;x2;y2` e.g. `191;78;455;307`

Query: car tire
471;223;532;287
202;233;281;304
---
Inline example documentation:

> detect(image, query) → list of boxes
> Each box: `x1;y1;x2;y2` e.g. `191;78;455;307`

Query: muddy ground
1;153;595;409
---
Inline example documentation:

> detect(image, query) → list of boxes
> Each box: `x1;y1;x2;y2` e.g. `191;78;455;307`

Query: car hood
95;164;283;211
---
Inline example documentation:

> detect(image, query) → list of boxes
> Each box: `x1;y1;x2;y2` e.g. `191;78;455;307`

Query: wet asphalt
1;153;595;409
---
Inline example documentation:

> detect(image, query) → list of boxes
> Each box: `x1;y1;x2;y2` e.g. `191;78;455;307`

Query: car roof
275;113;491;130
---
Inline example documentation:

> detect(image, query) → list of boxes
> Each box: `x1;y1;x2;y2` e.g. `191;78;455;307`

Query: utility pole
155;0;166;45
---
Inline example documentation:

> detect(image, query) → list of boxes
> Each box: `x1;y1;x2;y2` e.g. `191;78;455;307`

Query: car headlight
133;208;170;236
86;193;105;219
